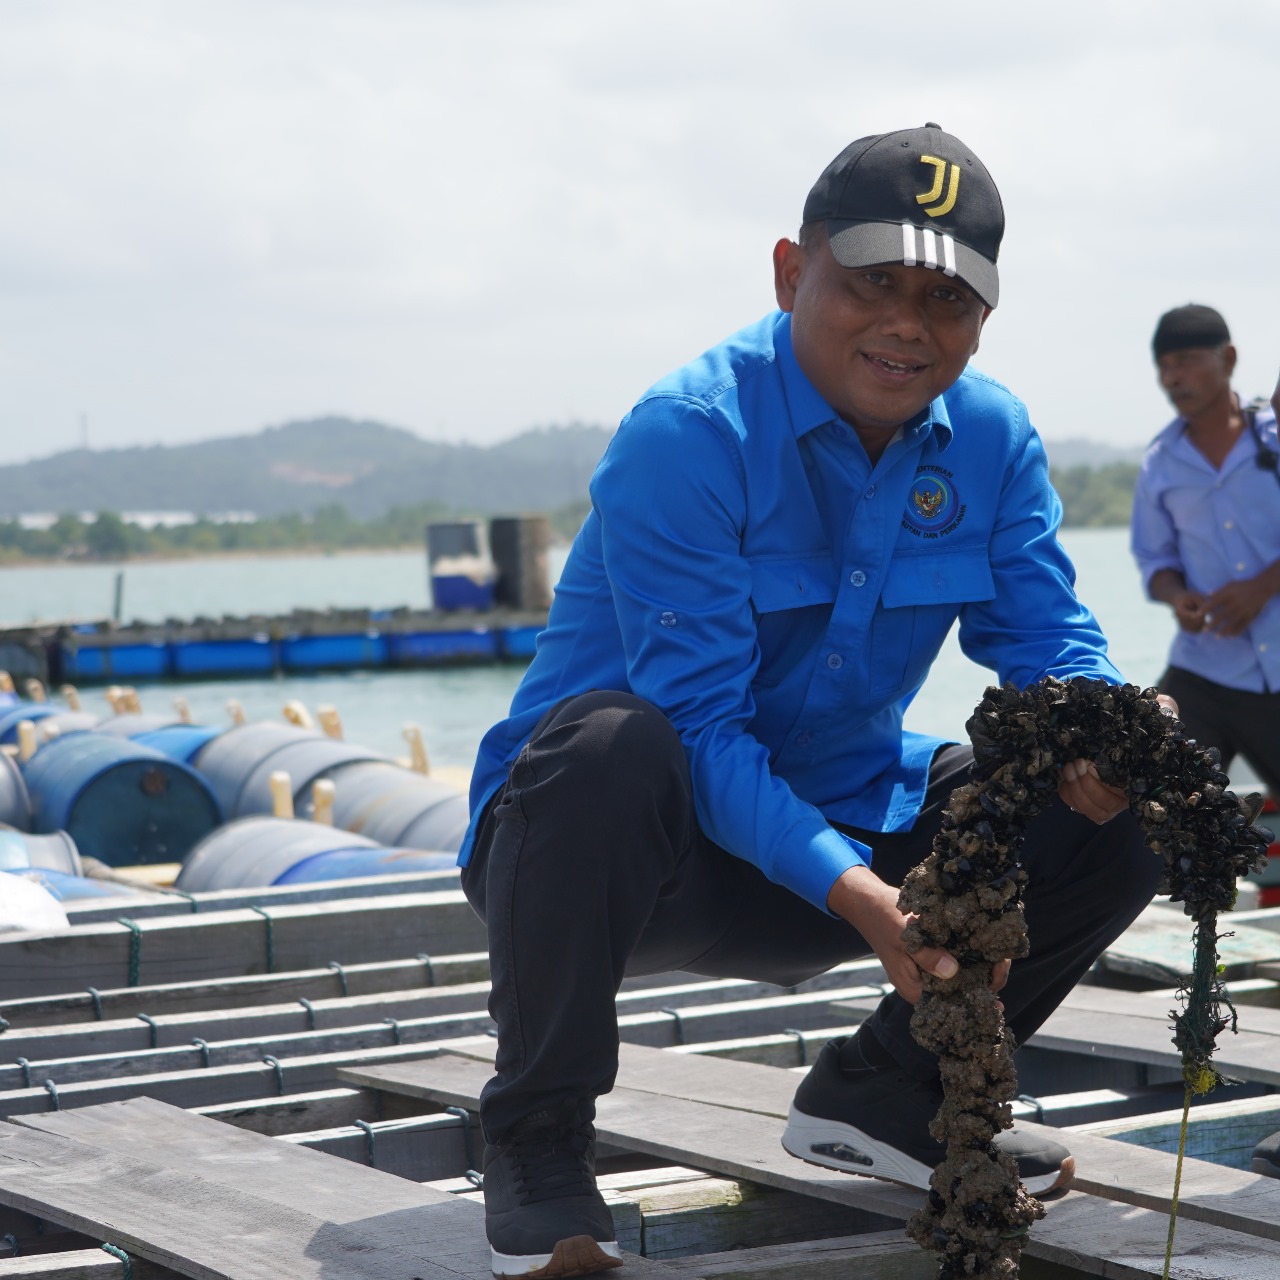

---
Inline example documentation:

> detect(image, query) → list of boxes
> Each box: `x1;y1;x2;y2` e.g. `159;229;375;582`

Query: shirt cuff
786;825;873;916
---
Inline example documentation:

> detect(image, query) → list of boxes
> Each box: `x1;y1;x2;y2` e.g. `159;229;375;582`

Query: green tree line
0;468;1139;563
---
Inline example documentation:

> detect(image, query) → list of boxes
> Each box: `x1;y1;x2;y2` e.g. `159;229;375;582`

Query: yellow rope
1161;1084;1192;1280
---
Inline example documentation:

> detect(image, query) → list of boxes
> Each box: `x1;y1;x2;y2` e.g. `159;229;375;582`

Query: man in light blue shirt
464;124;1162;1278
1131;304;1280;794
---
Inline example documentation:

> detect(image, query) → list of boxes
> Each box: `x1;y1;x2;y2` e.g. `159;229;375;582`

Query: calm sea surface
0;530;1211;780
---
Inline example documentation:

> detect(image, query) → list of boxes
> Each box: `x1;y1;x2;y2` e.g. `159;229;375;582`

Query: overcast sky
1;0;1276;465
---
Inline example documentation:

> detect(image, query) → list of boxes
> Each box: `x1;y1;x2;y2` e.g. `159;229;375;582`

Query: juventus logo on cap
916;155;960;217
901;224;957;277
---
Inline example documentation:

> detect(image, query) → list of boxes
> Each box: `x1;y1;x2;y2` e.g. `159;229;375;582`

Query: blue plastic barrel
0;754;31;830
175;816;384;890
0;704;57;744
0;827;82;875
21;734;222;865
134;724;223;764
302;760;469;851
0;691;17;710
4;867;137;900
170;636;277;678
387;628;499;666
62;641;169;681
273;846;458;883
279;632;389;672
193;722;321;818
234;737;387;818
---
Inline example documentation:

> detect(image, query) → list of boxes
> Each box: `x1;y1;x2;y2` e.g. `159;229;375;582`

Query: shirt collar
772;311;954;451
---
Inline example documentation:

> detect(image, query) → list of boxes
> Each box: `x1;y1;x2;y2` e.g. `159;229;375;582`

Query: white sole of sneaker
781;1102;934;1189
491;1236;623;1277
780;1104;1073;1197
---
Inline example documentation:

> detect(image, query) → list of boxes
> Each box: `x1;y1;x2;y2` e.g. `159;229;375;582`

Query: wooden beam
340;1047;1280;1272
0;892;487;997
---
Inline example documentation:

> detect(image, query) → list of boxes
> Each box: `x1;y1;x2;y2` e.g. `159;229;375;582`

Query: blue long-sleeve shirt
1130;400;1280;693
461;311;1120;911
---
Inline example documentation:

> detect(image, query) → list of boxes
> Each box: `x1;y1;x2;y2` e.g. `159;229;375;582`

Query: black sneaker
1253;1130;1280;1179
780;1037;1074;1196
482;1100;622;1278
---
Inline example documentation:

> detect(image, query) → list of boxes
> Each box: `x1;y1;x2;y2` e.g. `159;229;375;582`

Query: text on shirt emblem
903;465;967;539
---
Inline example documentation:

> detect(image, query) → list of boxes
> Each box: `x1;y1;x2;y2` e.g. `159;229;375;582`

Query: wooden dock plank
1;1099;674;1280
340;1048;1280;1276
0;892;487;997
1097;905;1280;982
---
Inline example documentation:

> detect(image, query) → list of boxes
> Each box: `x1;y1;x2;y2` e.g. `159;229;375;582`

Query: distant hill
0;419;616;520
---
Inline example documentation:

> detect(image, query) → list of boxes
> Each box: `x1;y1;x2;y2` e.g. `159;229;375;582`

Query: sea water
0;529;1202;778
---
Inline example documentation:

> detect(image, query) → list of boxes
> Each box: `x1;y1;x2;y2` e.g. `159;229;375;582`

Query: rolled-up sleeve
957;414;1123;687
591;397;867;911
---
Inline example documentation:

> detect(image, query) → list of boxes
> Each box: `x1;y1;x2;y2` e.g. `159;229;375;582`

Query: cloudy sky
1;0;1276;465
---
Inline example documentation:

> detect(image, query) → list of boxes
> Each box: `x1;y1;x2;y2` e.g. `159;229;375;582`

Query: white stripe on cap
941;233;956;277
921;227;938;269
901;223;917;267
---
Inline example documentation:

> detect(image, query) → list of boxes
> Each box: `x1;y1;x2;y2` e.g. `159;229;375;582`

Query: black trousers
460;691;1162;1139
1159;666;1280;795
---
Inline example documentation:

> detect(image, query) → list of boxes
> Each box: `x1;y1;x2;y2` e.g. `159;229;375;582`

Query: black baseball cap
1152;304;1231;359
803;123;1004;307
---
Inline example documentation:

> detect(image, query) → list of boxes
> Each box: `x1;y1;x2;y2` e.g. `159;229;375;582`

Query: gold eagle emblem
913;484;947;520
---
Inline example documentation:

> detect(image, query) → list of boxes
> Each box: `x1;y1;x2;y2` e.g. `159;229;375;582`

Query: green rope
100;1242;133;1278
262;1054;284;1095
136;1013;158;1049
299;997;316;1030
327;961;349;995
115;918;142;987
86;987;104;1020
249;906;275;973
15;1058;31;1089
444;1106;477;1171
1162;1086;1193;1280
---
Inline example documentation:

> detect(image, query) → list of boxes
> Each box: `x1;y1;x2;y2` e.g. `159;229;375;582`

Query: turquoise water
1;530;1185;776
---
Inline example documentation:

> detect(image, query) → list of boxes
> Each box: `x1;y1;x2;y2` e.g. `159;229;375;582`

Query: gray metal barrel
0;753;31;831
192;722;322;818
234;737;387;818
175;816;384;891
301;760;469;852
34;711;101;742
95;713;182;737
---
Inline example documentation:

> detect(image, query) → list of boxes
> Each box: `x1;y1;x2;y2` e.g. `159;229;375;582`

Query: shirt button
795;731;813;747
1261;644;1270;654
849;570;867;587
826;653;844;670
1236;563;1246;572
1224;520;1234;529
659;611;678;628
864;485;876;500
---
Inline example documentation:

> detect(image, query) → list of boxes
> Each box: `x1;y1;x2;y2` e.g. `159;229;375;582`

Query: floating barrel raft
19;732;222;865
175;816;458;891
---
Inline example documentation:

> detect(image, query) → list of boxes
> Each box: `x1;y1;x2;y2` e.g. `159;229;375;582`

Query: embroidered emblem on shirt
902;466;967;539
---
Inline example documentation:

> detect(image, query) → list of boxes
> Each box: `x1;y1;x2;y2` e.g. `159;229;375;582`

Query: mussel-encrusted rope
897;676;1270;1280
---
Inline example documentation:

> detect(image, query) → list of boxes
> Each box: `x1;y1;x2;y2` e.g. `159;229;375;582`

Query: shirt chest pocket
748;554;838;688
870;548;995;701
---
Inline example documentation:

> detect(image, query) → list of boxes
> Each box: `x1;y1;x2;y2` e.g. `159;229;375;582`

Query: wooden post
59;684;82;711
269;771;294;819
0;671;13;694
283;701;314;730
105;686;125;714
121;687;142;714
227;699;247;726
312;778;335;826
317;705;344;740
24;678;47;703
173;696;192;724
402;724;430;775
16;720;37;764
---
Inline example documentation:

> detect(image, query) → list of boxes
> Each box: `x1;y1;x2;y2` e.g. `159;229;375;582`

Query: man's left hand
1057;694;1178;822
1204;577;1274;636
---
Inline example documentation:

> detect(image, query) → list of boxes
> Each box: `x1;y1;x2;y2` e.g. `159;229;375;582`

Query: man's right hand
1172;588;1208;632
826;865;1010;1005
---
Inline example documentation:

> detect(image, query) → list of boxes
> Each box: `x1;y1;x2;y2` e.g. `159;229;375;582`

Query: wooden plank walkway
340;1046;1280;1278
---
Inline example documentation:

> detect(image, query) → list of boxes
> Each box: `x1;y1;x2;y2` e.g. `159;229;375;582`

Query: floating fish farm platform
0;606;548;686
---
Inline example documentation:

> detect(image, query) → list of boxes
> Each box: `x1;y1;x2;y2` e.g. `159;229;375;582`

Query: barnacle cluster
899;676;1270;1278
